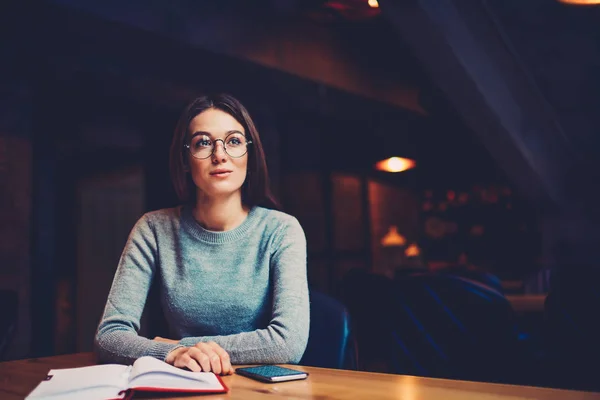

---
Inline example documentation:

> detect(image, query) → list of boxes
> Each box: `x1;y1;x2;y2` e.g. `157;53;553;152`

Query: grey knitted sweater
94;205;309;366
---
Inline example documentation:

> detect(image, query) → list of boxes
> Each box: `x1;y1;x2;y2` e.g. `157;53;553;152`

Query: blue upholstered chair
389;272;521;383
300;290;357;370
435;265;504;294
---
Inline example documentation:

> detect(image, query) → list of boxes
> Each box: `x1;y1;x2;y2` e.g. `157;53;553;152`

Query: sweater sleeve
178;217;310;364
94;214;182;365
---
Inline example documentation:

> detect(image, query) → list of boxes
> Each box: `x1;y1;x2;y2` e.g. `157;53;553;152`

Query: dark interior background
1;0;599;390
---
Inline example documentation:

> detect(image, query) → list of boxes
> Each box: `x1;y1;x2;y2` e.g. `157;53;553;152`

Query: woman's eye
195;138;212;148
228;137;242;146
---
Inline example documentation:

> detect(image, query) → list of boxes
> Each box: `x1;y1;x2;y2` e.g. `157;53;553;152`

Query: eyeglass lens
189;132;249;159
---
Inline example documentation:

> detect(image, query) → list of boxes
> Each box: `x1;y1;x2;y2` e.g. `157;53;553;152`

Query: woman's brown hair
169;93;279;209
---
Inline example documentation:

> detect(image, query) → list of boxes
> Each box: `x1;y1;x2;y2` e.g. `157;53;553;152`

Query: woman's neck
193;193;249;232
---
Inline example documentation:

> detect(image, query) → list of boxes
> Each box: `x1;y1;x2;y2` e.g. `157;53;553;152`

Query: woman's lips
210;170;232;177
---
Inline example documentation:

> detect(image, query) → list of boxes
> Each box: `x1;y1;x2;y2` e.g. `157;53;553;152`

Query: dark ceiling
13;0;599;196
485;0;600;164
379;0;600;212
272;0;600;192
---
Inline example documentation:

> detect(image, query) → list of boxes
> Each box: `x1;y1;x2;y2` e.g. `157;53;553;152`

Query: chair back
390;272;520;382
300;290;357;370
437;265;504;294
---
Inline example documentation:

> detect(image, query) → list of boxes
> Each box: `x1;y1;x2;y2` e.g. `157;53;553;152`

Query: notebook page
26;385;126;400
26;364;129;399
128;356;223;390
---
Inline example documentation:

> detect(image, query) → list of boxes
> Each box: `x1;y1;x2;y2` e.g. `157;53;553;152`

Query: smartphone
235;365;308;383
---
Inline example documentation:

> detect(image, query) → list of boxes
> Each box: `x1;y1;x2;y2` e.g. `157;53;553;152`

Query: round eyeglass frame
184;133;253;160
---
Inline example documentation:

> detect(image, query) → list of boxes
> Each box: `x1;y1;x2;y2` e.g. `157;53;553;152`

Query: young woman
95;94;309;375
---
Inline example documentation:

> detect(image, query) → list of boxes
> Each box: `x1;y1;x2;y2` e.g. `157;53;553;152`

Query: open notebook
25;356;228;400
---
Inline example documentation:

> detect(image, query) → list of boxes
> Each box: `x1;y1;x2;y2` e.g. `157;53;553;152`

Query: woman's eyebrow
190;130;211;139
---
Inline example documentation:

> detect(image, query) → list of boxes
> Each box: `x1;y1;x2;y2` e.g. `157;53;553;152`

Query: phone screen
236;365;308;382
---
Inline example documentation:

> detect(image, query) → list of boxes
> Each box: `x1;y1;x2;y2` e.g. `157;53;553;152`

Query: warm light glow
368;0;380;8
375;157;416;173
558;0;600;4
405;243;421;257
381;226;406;247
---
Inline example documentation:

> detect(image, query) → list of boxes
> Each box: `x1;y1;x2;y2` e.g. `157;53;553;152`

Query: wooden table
2;353;599;399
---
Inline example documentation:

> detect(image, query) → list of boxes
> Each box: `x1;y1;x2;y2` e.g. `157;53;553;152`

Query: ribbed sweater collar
181;205;260;244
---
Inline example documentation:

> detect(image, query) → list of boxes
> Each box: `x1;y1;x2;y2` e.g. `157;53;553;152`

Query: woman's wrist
154;336;179;344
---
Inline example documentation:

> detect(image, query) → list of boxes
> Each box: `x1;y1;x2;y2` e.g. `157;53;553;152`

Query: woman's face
186;108;249;201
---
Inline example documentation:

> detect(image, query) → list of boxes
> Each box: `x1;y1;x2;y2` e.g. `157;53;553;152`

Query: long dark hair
169;93;279;210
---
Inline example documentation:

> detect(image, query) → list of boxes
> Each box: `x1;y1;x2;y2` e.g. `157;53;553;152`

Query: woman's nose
212;141;228;161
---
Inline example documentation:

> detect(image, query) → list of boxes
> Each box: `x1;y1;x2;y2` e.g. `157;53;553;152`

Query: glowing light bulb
368;0;379;8
374;157;416;173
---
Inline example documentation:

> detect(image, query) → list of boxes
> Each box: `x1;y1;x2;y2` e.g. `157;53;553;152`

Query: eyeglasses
184;131;252;159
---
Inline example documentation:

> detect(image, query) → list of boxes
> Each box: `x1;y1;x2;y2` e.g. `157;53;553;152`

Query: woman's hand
165;342;233;375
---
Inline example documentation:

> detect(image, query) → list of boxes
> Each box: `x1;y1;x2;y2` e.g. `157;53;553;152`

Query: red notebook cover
119;374;229;399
